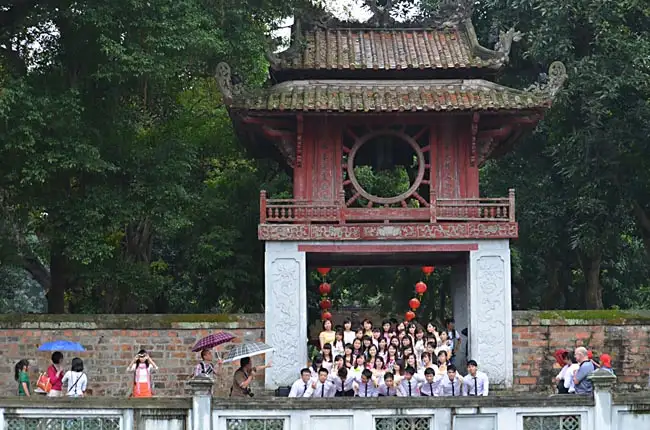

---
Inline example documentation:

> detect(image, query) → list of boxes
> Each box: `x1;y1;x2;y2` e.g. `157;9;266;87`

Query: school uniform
288;378;310;398
376;382;398;397
462;371;489;396
397;376;422;397
419;374;444;397
438;375;462;397
330;374;355;397
304;380;336;398
354;378;378;397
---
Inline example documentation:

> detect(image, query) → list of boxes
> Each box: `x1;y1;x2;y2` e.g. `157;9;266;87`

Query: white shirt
419;374;444;396
62;371;87;397
376;382;398;396
566;363;579;393
288;378;310;398
438;375;463;397
397;376;423;397
329;374;355;393
447;330;461;351
304;380;336;398
462;371;489;396
354;377;378;397
343;331;356;345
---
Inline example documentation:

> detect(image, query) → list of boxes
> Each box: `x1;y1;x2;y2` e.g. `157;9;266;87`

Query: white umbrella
222;341;274;363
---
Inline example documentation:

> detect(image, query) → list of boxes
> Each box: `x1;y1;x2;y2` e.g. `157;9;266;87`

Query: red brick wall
512;311;650;392
0;314;264;397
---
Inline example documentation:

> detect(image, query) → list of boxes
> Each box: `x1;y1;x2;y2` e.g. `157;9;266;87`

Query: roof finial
365;0;394;27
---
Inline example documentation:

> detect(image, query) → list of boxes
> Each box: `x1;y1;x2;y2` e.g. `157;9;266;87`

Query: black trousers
335;389;354;397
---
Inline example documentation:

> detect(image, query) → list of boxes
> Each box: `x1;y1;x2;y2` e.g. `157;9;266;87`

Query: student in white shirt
438;364;463;397
342;319;356;345
397;366;423;397
355;369;378;397
309;356;323;381
462;360;489;396
419;367;443;396
288;368;312;398
377;372;398;397
331;366;355;397
62;357;87;398
304;368;336;398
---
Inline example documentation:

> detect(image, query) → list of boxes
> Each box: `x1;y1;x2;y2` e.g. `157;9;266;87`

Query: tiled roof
232;80;551;113
273;28;504;72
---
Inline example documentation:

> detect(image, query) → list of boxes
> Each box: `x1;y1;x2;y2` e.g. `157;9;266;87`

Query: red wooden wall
293;115;479;203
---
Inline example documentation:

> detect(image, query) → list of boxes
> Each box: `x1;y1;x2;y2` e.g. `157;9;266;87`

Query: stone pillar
451;256;469;369
590;368;616;430
264;242;308;389
188;376;213;430
469;240;513;387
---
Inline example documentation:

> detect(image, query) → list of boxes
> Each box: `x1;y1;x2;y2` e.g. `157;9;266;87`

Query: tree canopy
1;0;650;315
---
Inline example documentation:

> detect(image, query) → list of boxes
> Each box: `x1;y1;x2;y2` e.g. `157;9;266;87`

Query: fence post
339;190;346;224
508;188;516;222
429;188;437;223
260;190;267;224
589;368;616;430
188;376;214;430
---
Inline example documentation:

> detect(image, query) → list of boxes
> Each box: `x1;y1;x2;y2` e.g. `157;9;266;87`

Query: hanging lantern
319;282;331;295
322;311;332;321
421;266;435;276
317;267;331;276
415;281;427;295
409;298;421;310
320;299;332;310
405;311;416;322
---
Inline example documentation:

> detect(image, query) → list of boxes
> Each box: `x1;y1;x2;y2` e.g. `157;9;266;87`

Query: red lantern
415;281;427;295
320;299;332;310
319;282;331;295
405;311;416;321
317;267;331;276
409;298;421;310
322;311;332;320
421;266;435;275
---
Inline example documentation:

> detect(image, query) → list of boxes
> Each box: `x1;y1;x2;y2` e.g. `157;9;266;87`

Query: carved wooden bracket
242;116;299;168
476;125;513;166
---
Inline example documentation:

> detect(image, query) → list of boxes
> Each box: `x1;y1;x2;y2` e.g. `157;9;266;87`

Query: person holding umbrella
194;349;223;378
223;341;274;398
46;352;65;397
191;332;233;378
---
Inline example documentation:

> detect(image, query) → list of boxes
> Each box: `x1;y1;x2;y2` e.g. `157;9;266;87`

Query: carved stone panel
264;250;307;389
470;247;513;387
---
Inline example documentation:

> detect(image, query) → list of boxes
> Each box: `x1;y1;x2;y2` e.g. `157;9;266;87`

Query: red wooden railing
259;189;515;224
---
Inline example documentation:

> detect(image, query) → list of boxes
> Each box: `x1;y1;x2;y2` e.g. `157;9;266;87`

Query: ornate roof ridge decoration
525;61;568;98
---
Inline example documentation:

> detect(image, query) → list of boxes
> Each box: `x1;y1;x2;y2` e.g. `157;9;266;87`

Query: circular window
347;130;425;205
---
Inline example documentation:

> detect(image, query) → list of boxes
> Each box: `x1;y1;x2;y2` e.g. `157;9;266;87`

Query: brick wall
512;310;650;392
0;314;264;397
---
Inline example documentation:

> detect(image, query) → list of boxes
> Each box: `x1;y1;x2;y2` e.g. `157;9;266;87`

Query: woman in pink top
46;351;65;397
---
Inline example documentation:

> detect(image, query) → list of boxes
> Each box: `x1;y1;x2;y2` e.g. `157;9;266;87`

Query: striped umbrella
191;332;236;352
222;342;274;363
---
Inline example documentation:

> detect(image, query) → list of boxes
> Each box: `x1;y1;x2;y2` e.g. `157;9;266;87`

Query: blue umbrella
38;340;86;352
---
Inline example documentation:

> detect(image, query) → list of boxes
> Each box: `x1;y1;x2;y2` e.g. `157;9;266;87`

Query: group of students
15;349;159;397
288;317;489;397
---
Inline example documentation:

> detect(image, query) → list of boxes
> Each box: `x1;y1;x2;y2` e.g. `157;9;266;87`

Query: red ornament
322;311;332;320
320;299;332;310
421;266;435;275
415;281;427;295
405;311;416;321
319;282;331;295
317;267;331;276
409;298;421;310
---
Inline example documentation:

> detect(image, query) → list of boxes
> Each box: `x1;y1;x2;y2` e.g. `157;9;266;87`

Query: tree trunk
542;257;562;309
578;251;603;309
47;246;68;313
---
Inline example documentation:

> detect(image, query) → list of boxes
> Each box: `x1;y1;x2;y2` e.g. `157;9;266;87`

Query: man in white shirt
377;372;398;397
304;368;336;398
288;368;312;398
419;367;444;396
438;364;463;397
397;366;423;397
331;366;355;397
462;360;489;396
355;369;378;397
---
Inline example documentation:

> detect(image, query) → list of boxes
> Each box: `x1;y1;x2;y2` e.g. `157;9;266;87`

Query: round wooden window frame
346;129;426;205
